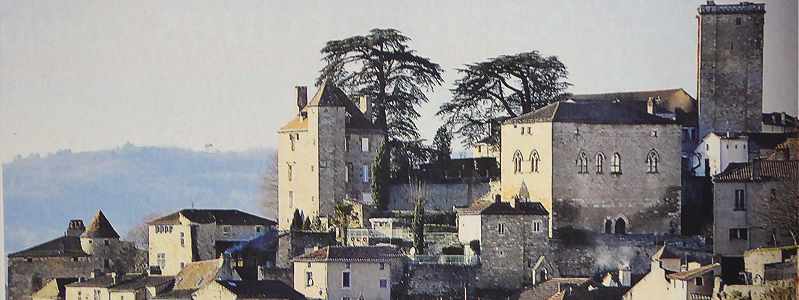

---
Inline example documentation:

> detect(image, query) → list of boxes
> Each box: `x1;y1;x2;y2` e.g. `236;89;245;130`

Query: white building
691;132;750;177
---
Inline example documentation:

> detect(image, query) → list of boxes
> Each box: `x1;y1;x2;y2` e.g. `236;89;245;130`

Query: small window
288;191;294;208
513;151;524;173
344;135;350;152
532;220;543;233
729;228;749;240
379;262;385;270
595;152;605;174
288;164;293;182
180;232;185;247
290;135;296;151
530;151;541;173
735;17;741;25
72;257;79;262
342;271;351;288
577;152;589;174
345;262;351;269
256;226;263;233
346;163;353;183
646;150;659;173
380;279;388;288
103;240;109;246
343;297;351;300
306;271;314;287
734;190;746;211
497;223;506;235
361;137;370;152
362;165;370;183
695;277;703;286
611;153;622;174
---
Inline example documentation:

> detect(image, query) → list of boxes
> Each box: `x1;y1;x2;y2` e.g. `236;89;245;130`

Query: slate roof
215;280;306;299
571;88;697;126
459;200;549;216
699;2;765;14
110;275;175;291
667;263;720;281
279;82;380;132
505;100;677;125
149;209;276;226
8;235;89;258
714;160;799;182
82;210;120;239
293;246;403;262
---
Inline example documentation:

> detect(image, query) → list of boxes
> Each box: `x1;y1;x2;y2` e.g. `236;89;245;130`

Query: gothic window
530;151;541;173
515;151;524;173
646;150;659;173
604;219;612;234
615;218;626;235
576;152;588;174
595;152;605;174
611;153;622;174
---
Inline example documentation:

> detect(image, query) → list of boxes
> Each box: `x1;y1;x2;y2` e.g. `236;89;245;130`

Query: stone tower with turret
277;83;384;230
697;1;765;138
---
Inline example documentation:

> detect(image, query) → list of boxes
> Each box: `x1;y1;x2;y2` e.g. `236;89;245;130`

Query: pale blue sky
1;0;796;163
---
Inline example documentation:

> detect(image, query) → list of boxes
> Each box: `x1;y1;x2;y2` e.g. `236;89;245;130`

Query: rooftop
293;245;403;262
82;210;120;239
667;263;721;281
699;1;766;15
714;160;799;182
279;82;380;132
8;235;89;258
215;280;305;299
149;209;276;226
459;200;549;216
505;100;677;126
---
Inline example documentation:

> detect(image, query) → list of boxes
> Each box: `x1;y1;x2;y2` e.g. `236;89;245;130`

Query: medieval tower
697;1;765;138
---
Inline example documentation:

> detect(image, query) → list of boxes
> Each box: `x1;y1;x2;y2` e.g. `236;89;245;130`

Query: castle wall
278;126;314;230
387;181;499;211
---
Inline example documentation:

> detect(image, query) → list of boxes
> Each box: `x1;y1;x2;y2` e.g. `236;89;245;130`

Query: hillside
3;145;276;253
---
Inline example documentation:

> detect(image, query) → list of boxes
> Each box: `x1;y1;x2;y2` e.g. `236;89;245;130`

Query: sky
0;0;797;163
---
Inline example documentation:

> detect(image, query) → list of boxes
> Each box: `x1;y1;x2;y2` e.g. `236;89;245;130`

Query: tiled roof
714;160;799;182
149;209;276;226
699;2;765;14
82;210;120;239
505;100;677;125
215;280;306;299
8;236;89;258
110;275;174;291
279;82;380;132
171;258;224;294
459;200;549;216
293;246;402;262
667;263;720;281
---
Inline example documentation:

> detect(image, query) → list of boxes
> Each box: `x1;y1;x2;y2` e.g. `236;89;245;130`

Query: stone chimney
619;264;632;287
296;86;308;113
67;219;85;237
357;95;371;119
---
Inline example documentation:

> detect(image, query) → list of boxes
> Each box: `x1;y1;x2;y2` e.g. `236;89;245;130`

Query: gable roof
8;235;89;258
149;209;276;226
293;246;402;262
280;82;380;132
459;200;549;216
714;160;799;183
214;280;306;299
505;100;677;125
572;88;696;126
82;210;120;239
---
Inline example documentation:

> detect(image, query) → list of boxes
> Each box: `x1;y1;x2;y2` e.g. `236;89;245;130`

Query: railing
410;255;480;266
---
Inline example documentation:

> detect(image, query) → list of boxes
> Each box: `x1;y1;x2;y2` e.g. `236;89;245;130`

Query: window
595;152;605;174
288;191;294;208
180;232;185;248
223;225;232;236
513;151;523;173
497;223;506;235
611;153;622;174
379;262;385;270
695;277;704;286
735;17;741;25
361;137;370;152
346;163;353;182
729;228;749;240
734;189;746;211
362;165;370;183
306;271;314;287
604;219;613;234
646;150;659;173
290;134;296;151
530;151;541;173
104;240;109;246
180;262;185;269
256;226;263;233
157;253;166;270
576;152;588;174
288;164;293;182
380;279;388;288
345;135;350;152
342;271;351;288
532;220;543;233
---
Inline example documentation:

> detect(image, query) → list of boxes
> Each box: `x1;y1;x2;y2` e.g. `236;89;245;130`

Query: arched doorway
615;218;627;235
604;219;613;234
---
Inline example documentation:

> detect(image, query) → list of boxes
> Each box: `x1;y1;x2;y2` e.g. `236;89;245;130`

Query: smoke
592;245;651;274
224;228;279;255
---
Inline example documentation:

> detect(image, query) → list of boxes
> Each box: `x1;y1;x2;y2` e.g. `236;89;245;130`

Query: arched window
604;219;613;234
595;152;605;174
576;152;589;174
513;151;524;174
615;217;627;235
530;151;541;173
646;149;659;173
611;152;622;174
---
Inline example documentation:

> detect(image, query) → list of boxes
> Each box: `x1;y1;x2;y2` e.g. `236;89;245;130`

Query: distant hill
3;145;276;253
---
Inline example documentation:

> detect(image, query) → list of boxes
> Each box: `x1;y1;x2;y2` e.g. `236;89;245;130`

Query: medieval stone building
697;1;765;138
277;83;384;230
7;210;146;300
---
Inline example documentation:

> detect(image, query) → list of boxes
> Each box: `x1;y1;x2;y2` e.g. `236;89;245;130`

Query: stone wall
405;264;478;298
387;181;499;211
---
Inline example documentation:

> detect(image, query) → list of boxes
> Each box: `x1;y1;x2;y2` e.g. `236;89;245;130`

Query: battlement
699;1;765;15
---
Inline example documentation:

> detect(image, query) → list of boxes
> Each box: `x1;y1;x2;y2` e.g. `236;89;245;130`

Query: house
292;246;402;300
712;160;799;257
7;211;146;300
31;278;78;300
691;132;750;177
623;246;720;300
501;100;682;235
64;273;174;300
457;196;552;289
192;280;306;300
277;83;384;230
147;209;276;276
154;257;240;300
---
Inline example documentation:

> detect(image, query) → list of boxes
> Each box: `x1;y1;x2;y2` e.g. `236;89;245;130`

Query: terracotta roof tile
714;160;799;182
215;280;305;299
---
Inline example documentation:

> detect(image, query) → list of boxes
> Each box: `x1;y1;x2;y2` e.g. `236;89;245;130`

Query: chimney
111;272;118;284
66;219;85;237
619;264;632;287
358;95;371;119
296;86;308;113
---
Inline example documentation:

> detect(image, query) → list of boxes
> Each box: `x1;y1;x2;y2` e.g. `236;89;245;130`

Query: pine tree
371;142;390;211
290;209;303;231
303;216;312;231
411;181;427;254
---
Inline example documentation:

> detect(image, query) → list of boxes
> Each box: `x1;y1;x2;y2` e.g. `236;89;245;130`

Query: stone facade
697;2;765;138
387;181;500;211
405;264;478;298
278;84;384;230
502;104;682;235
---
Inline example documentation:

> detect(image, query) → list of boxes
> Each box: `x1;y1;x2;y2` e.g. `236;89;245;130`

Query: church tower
697;1;765;138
